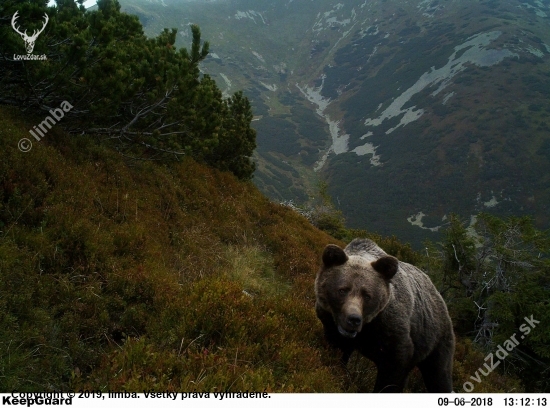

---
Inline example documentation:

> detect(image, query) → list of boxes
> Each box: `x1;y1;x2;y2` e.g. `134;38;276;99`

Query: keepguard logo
11;10;48;61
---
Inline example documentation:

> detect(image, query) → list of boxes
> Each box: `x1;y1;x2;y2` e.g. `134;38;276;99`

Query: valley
121;0;550;246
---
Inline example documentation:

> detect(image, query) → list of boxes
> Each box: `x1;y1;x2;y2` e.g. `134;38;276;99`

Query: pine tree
439;213;550;391
0;0;256;179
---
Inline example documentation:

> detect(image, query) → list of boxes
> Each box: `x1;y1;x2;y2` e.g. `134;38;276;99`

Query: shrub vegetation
0;106;543;392
0;0;548;393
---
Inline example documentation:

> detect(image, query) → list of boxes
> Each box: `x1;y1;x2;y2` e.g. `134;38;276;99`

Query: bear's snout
346;314;362;328
337;300;363;338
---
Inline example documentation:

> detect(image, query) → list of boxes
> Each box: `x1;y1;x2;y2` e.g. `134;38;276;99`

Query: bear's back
345;238;387;259
346;238;452;356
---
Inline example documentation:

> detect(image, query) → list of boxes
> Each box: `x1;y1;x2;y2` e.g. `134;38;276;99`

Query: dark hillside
0;106;524;392
0;105;339;391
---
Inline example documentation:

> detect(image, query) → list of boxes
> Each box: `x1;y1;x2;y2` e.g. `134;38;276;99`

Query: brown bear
315;238;454;392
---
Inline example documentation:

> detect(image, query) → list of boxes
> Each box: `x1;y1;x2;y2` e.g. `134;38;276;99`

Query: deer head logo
11;11;49;54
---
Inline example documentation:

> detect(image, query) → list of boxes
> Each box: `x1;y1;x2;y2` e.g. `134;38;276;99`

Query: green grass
0;105;344;391
224;245;289;298
0;106;524;392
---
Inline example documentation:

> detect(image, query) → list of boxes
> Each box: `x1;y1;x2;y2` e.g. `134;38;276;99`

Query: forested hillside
1;0;255;180
121;0;550;247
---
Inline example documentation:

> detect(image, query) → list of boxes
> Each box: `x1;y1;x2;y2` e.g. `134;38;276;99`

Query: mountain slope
0;105;343;391
120;0;550;247
0;104;525;393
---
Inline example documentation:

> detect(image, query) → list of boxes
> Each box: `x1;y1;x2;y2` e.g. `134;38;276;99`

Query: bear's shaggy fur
315;238;455;392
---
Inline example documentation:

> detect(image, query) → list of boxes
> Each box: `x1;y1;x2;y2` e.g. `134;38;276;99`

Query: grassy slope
0;106;521;392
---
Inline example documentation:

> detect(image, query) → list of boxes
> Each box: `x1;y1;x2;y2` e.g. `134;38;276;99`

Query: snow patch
407;212;442;232
518;1;548;17
484;196;500;208
442;91;455;105
526;45;545;58
296;76;349;171
326;17;351;26
260;82;277;91
352;141;381;166
364;31;518;134
417;0;445;17
219;73;232;89
273;62;287;74
219;73;232;98
359;25;379;38
235;10;266;24
313;3;354;34
252;51;266;64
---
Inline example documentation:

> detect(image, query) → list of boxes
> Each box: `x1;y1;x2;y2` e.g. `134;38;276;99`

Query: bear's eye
338;288;349;296
361;290;371;300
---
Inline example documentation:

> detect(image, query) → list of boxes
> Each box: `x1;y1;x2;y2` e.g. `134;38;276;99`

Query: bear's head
315;244;398;338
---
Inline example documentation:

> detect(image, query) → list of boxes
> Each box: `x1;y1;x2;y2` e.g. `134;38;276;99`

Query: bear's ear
371;256;398;280
322;244;349;268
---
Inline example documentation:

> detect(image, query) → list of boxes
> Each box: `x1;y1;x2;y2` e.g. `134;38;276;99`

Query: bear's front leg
372;341;415;393
373;364;414;393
